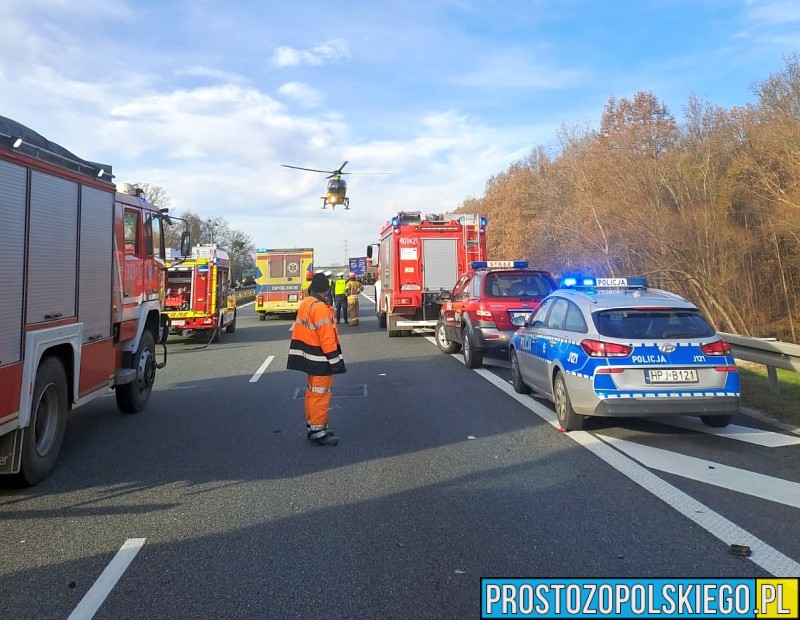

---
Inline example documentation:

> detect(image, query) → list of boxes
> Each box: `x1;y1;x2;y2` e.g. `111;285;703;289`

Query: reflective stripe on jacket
287;296;346;375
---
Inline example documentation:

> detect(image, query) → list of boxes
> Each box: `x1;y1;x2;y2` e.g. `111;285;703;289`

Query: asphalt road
1;288;799;619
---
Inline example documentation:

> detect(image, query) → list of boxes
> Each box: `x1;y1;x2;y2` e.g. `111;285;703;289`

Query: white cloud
271;38;351;68
277;82;325;108
743;0;800;25
175;65;245;83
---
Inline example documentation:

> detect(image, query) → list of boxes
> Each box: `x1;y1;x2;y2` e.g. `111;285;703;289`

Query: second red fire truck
163;243;237;341
367;211;488;337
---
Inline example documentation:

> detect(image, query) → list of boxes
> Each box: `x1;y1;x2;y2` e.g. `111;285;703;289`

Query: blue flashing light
391;216;399;228
560;275;650;290
623;277;649;288
480;216;488;227
472;261;488;269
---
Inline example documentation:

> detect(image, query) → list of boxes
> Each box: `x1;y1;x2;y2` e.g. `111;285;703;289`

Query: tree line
138;183;256;286
460;55;800;340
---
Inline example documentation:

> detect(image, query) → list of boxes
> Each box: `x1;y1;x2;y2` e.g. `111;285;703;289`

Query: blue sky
2;0;800;265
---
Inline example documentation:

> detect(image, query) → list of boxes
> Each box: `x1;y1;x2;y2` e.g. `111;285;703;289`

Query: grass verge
737;362;800;429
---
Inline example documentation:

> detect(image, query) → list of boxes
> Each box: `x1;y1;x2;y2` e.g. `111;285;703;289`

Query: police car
435;261;557;368
508;277;740;431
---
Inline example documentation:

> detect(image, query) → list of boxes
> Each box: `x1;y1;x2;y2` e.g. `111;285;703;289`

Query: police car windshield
485;274;554;298
593;309;716;340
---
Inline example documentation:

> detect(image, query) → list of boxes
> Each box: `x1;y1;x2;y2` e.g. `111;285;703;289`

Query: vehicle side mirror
438;290;452;302
511;315;527;327
180;231;191;257
366;246;373;259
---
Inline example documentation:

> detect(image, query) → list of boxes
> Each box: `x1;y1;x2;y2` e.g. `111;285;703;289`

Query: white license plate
171;320;185;327
645;368;698;383
509;311;531;320
288;294;298;302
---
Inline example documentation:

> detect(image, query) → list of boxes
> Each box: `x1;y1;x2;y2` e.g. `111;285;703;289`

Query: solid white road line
427;334;799;448
597;435;800;509
68;538;146;620
472;367;800;576
650;415;800;447
249;355;275;383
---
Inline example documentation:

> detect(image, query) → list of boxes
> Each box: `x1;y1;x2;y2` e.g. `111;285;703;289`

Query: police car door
517;297;555;391
533;298;571;395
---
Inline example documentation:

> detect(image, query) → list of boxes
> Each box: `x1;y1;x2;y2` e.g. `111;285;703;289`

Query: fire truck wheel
387;314;400;337
259;313;266;321
210;323;221;343
19;356;68;486
226;311;237;333
435;320;461;354
116;330;156;414
461;326;483;369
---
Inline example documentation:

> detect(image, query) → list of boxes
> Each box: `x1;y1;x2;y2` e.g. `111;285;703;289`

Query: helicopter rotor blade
281;164;336;174
327;161;349;178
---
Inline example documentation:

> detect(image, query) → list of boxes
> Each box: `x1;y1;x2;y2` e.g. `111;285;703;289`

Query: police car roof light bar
560;276;649;289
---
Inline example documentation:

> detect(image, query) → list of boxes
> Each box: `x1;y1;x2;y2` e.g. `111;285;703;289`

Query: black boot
309;430;339;446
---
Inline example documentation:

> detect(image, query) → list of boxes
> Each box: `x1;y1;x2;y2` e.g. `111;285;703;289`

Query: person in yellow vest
333;272;349;324
287;272;346;446
345;272;363;326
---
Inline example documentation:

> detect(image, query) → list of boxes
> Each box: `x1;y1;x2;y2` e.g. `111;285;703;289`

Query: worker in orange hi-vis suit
345;272;363;326
287;272;347;446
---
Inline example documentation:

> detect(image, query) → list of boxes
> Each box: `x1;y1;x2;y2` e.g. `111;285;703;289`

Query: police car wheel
700;414;732;428
462;327;483;369
554;372;583;431
510;350;531;394
435;320;460;354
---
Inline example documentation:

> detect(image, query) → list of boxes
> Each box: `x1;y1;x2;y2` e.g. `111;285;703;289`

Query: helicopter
281;160;389;210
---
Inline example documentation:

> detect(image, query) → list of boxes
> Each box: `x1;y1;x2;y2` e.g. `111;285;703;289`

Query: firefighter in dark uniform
287;272;346;446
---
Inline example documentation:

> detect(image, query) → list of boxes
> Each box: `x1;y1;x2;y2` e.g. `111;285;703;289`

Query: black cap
310;272;330;293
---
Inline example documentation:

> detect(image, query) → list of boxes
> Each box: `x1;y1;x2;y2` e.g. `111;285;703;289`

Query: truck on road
367;211;488;337
254;248;314;319
0;115;181;484
163;243;237;341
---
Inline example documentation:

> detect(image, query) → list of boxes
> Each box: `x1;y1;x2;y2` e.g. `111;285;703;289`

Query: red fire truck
367;211;488;337
163;243;237;341
0;116;182;485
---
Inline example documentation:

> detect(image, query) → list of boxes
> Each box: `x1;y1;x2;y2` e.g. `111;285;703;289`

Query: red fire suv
435;261;557;368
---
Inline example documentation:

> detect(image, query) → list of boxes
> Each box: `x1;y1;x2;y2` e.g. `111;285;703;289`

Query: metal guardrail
232;286;256;302
718;332;800;394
